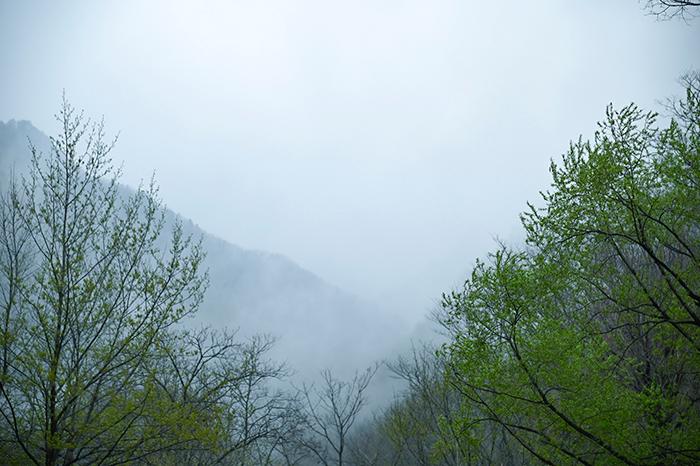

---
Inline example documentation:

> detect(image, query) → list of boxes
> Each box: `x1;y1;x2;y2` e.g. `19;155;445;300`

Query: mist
2;0;697;321
1;2;700;464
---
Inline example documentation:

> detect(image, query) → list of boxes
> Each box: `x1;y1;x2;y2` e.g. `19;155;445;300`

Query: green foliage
441;74;700;465
0;97;352;466
0;98;211;465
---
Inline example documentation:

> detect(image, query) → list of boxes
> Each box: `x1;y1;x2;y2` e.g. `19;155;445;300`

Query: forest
1;76;697;466
1;1;699;465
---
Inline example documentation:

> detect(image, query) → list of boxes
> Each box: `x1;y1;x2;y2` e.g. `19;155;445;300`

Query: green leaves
442;74;700;465
0;99;210;465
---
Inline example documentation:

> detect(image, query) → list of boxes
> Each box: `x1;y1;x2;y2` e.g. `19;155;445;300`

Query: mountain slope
0;119;408;380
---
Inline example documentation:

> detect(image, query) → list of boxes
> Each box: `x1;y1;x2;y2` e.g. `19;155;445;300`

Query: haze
1;0;698;321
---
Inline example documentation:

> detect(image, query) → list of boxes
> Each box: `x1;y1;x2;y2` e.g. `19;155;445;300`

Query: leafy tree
440;74;700;465
0;98;209;465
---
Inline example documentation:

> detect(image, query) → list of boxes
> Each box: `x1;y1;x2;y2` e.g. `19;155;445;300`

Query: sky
1;0;699;321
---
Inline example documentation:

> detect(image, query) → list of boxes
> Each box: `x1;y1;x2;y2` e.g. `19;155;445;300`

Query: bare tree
148;328;300;465
299;366;378;466
643;0;700;19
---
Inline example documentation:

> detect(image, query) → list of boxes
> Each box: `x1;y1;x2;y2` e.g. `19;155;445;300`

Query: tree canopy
0;99;312;466
437;73;700;465
337;73;700;466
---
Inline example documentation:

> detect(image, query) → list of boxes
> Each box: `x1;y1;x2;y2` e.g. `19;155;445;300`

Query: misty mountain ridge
0;119;409;381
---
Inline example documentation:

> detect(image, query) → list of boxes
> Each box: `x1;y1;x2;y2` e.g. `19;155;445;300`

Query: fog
1;0;699;322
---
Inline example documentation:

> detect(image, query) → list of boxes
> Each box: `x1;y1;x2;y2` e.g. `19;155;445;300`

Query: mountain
0;119;46;183
0;119;409;381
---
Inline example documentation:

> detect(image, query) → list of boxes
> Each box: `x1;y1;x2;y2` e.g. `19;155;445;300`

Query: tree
0;177;32;465
339;346;531;466
0;98;209;465
144;328;303;465
643;0;700;19
378;344;523;466
299;366;377;466
439;74;700;465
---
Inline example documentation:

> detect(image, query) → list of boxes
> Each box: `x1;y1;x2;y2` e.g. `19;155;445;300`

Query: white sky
1;0;699;320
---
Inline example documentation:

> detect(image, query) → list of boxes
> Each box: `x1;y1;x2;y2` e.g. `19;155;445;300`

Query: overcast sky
1;0;699;320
